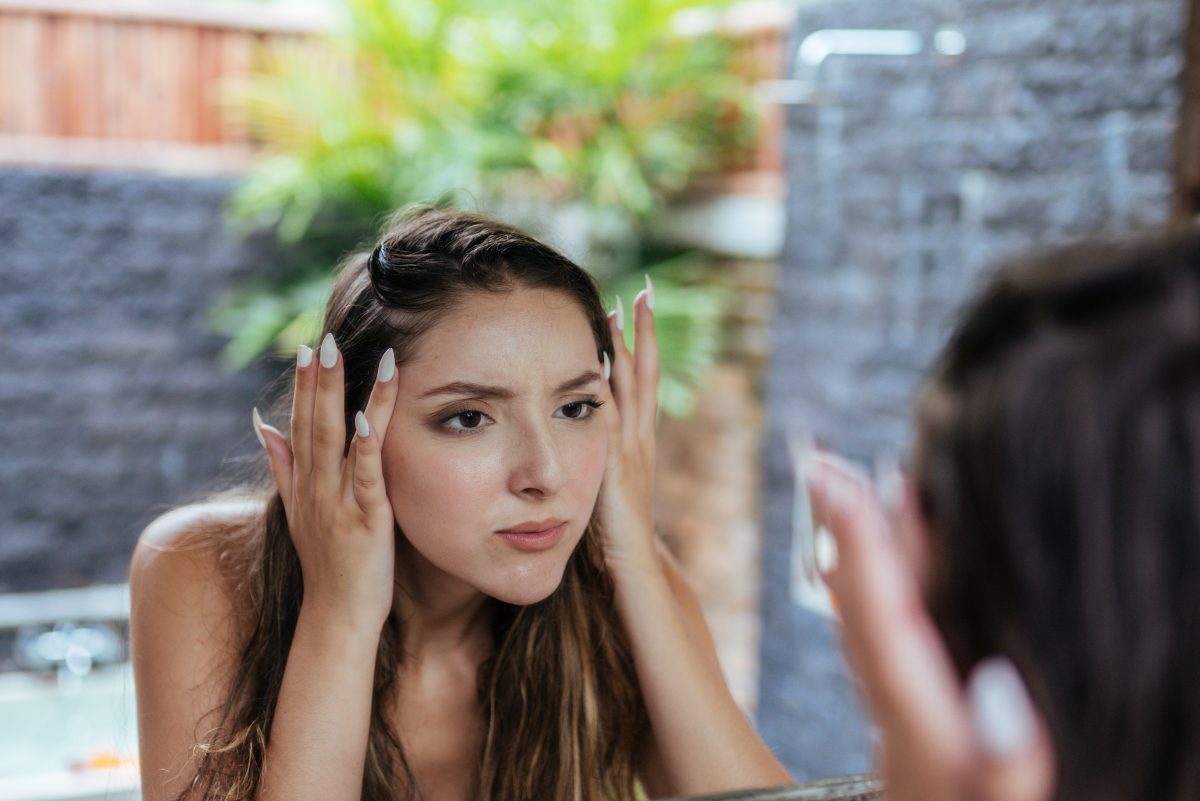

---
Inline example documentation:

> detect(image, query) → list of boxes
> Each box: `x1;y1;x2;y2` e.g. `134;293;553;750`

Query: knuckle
354;470;377;492
311;425;341;446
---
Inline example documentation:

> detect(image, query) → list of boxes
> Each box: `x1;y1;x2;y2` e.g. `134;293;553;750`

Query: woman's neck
391;537;494;663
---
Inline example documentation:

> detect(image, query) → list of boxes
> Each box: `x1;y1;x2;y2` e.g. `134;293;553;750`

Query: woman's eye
443;410;491;432
556;400;602;420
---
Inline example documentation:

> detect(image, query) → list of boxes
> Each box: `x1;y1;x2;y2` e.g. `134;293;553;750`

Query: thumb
966;657;1056;801
254;407;294;504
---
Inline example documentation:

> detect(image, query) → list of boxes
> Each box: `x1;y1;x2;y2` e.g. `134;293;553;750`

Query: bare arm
131;506;382;801
131;506;247;801
598;284;792;798
614;541;792;798
134;337;402;801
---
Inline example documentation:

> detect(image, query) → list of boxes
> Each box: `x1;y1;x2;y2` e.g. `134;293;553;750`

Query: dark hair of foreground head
914;229;1200;801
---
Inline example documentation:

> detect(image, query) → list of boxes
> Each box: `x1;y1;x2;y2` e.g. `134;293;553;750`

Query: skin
804;451;1056;801
381;287;607;612
131;283;792;801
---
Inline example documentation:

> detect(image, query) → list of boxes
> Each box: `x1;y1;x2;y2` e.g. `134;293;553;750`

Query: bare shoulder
130;496;267;800
134;499;259;608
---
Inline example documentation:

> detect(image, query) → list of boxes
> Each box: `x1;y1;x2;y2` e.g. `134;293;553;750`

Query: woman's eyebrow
418;369;602;400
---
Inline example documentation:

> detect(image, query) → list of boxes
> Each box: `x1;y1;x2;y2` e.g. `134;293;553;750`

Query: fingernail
603;351;612;381
355;410;370;439
297;344;313;368
645;274;655;310
967;656;1038;758
377;348;395;383
814;528;838;575
320;333;337;369
615;295;625;332
252;407;266;449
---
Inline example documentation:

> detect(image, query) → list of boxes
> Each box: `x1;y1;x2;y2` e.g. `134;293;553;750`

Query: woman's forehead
400;287;599;392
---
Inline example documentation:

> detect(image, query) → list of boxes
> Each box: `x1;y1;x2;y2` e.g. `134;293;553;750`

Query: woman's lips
495;522;567;552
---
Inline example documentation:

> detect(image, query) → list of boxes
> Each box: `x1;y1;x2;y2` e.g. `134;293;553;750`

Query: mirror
668;775;882;801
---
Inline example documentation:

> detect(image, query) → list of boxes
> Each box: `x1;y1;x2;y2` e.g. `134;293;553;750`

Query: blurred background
0;0;1195;798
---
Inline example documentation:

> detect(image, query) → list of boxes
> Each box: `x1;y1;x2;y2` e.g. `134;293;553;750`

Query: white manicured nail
252;407;266;449
645;274;655;310
319;333;337;369
297;344;313;368
615;295;625;332
814;528;838;575
603;351;612;381
355;410;370;439
377;348;395;383
967;656;1038;758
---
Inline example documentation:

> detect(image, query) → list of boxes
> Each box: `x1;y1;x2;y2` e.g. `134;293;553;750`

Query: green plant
217;0;757;416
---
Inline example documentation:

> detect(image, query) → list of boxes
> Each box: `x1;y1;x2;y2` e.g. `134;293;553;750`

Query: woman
807;231;1200;801
130;208;791;801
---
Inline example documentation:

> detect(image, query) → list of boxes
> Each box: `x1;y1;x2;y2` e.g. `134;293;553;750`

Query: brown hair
913;231;1200;801
177;208;647;801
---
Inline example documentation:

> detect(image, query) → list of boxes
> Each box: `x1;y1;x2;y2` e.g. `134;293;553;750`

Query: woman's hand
805;452;1055;801
254;334;400;633
596;278;660;575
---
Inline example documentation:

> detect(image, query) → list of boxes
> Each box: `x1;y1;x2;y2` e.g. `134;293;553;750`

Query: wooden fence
0;0;783;181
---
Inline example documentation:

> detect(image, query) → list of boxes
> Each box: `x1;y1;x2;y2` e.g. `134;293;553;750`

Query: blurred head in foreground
912;230;1200;801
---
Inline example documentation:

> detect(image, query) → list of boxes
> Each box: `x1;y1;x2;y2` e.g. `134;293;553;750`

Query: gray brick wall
0;168;280;592
759;0;1185;779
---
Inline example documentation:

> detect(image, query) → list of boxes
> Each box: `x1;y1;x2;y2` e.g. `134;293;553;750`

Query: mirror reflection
2;0;1192;799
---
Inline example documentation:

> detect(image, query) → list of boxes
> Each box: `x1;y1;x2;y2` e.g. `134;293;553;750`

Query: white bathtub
0;664;138;801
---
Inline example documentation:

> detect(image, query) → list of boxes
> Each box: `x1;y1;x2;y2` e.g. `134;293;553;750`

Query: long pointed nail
603;351;612;381
645;274;655;310
967;656;1038;758
319;333;337;369
377;348;396;383
252;407;266;449
297;344;313;368
355;410;370;439
615;295;625;332
814;528;838;575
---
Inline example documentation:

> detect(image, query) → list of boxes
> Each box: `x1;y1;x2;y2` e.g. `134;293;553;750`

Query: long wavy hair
913;231;1200;801
175;208;648;801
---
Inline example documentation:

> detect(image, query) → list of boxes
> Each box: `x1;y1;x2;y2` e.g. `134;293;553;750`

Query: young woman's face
381;286;608;605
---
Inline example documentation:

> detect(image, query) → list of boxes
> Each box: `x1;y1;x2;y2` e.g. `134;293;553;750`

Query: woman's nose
508;423;566;498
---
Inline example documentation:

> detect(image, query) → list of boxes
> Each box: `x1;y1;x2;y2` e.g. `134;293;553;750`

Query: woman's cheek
578;427;609;499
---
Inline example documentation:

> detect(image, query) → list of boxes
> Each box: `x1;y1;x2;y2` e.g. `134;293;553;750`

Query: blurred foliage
217;0;760;416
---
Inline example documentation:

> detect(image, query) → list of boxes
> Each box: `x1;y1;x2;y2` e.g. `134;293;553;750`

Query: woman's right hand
254;333;400;633
805;451;1055;801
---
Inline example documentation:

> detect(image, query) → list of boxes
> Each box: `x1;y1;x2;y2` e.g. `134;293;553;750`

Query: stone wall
0;168;280;592
759;0;1186;779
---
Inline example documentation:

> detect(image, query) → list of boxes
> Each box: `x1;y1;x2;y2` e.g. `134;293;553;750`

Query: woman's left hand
596;278;660;575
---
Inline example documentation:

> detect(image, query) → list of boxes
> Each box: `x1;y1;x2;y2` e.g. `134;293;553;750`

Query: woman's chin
483;560;569;606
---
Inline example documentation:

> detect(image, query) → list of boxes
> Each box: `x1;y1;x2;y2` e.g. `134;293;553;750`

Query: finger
608;298;637;444
290;344;316;481
254;408;294;505
807;452;973;760
363;348;399;449
633;278;660;442
312;332;347;490
341;349;398;505
348;410;389;512
968;657;1056;801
